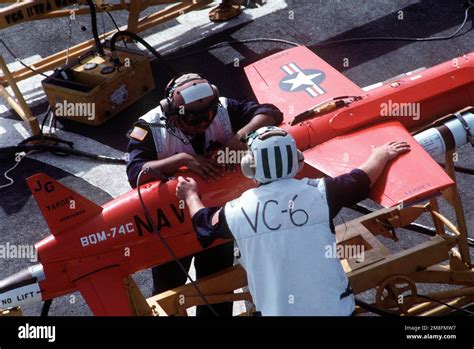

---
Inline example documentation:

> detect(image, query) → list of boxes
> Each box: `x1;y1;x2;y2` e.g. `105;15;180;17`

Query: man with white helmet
176;126;410;316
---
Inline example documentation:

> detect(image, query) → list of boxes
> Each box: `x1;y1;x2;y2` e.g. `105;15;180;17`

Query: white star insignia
282;71;322;91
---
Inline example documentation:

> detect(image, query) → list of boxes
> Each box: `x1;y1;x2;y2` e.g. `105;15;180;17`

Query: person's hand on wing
372;141;411;162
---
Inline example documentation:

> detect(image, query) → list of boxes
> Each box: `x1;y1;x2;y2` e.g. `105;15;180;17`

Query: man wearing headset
126;73;283;316
176;126;411;316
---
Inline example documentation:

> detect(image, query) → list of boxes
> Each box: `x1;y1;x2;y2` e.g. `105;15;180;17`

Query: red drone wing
244;45;363;122
73;266;133;316
303;121;454;207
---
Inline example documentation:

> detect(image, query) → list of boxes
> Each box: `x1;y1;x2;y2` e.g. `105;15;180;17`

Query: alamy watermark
55;100;95;120
18;323;55;343
0;243;37;262
324;242;365;262
215;148;252;166
380;100;420;120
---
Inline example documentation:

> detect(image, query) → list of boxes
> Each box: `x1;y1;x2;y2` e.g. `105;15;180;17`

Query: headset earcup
241;152;255;179
164;75;180;99
211;84;220;99
160;99;171;115
297;150;304;173
209;84;220;117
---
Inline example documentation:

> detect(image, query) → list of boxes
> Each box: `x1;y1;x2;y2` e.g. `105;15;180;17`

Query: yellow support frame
0;0;213;135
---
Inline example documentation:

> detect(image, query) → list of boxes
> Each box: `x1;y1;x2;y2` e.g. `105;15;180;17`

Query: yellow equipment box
42;46;155;126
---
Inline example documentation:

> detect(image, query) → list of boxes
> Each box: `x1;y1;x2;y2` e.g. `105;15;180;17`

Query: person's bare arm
140;153;222;185
176;176;205;217
176;176;230;248
176;176;222;225
358;141;411;186
225;114;281;150
135;154;183;185
239;114;280;136
142;153;187;176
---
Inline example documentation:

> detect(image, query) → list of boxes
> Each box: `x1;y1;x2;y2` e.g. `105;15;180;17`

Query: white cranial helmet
241;126;304;184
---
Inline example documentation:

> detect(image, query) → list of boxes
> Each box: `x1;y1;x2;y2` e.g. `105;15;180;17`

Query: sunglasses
181;109;216;127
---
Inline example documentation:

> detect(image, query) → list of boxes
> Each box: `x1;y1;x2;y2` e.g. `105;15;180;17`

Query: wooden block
348;236;455;293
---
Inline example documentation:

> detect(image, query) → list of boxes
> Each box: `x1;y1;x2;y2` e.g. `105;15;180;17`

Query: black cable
416;293;474;316
18;134;73;148
0;39;77;86
354;299;398;317
136;169;218;316
86;0;105;56
166;38;300;60
166;1;473;60
312;0;474;47
349;203;378;215
437;162;474;176
0;144;126;164
451;165;474;175
0;6;106;79
40;105;52;133
105;11;127;48
0;38;51;79
109;30;176;77
2;1;471;79
41;299;52;317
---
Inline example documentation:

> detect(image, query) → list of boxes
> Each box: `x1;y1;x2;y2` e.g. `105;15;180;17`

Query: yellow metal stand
0;0;212;135
0;54;41;135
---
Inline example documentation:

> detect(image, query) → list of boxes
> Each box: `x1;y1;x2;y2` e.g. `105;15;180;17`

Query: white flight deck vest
224;178;355;316
140;97;235;158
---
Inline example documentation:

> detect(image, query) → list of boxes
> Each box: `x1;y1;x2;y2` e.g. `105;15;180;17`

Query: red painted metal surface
303;121;453;206
245;46;474;205
21;47;474;315
245;46;474;148
27;171;255;314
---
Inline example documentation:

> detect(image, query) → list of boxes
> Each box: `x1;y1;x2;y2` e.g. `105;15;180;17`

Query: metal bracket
454;112;474;147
